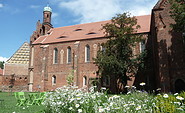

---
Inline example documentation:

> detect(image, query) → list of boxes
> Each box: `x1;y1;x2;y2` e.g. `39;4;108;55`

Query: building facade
150;0;185;93
28;0;185;93
28;5;150;92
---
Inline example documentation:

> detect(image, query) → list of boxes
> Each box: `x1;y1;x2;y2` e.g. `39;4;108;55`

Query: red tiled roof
0;68;3;75
33;15;151;45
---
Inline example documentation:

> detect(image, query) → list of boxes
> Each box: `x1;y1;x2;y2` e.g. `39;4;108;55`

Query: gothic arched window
53;48;58;64
83;76;87;86
52;75;56;85
85;45;90;62
67;47;71;63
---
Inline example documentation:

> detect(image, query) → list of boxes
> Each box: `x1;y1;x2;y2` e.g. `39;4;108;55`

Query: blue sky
0;0;158;61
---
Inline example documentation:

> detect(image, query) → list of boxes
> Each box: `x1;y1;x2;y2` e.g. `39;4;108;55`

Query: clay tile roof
6;42;30;64
33;15;151;45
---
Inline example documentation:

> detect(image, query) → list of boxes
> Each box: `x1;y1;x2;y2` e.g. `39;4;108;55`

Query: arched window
140;40;146;53
67;47;71;63
53;48;58;64
52;75;56;85
85;45;90;62
83;76;87;86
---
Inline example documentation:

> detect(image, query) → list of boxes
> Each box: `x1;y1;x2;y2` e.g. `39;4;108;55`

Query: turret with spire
43;4;52;24
42;4;53;35
30;4;53;44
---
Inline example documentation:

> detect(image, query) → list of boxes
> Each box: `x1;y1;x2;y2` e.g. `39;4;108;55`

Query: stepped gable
153;0;168;10
6;42;30;64
33;15;151;45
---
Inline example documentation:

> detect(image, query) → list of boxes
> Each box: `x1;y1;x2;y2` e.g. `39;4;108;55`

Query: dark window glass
67;47;71;63
54;48;58;64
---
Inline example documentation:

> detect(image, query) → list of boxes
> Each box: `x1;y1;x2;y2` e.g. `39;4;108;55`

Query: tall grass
0;92;45;113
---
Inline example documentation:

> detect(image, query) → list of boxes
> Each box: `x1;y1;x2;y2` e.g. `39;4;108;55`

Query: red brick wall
0;64;29;92
0;75;28;92
151;1;185;92
4;64;28;76
30;34;147;92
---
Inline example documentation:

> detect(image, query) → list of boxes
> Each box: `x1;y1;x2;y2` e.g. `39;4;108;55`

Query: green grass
0;92;45;113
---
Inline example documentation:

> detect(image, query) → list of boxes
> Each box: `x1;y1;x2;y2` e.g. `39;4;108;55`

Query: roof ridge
53;15;151;30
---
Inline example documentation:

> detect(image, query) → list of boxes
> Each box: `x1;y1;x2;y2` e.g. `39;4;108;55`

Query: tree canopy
94;13;146;92
0;61;4;69
170;0;185;32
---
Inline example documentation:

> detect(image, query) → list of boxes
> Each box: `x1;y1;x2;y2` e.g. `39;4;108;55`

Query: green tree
0;61;4;69
66;69;74;86
94;13;145;93
170;0;185;32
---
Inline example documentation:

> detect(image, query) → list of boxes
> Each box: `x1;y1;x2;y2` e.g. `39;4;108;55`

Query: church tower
30;5;53;44
42;5;53;35
43;5;52;24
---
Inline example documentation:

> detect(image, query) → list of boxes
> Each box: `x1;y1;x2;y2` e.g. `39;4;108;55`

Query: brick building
149;0;185;93
28;0;185;93
1;42;30;92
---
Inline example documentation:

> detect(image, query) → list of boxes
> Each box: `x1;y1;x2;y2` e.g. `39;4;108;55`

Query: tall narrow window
67;47;71;63
83;76;87;86
85;45;90;62
52;75;56;85
53;48;58;64
140;40;146;53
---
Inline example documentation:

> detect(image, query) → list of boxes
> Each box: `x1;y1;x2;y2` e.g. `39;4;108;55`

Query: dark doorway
175;79;185;93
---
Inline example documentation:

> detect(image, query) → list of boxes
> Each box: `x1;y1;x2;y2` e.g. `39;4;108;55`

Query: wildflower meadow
43;85;185;113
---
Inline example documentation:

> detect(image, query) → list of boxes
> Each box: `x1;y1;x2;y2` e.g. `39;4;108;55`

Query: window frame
52;75;56;85
67;47;72;63
139;40;146;53
53;48;58;64
85;45;90;62
83;76;87;86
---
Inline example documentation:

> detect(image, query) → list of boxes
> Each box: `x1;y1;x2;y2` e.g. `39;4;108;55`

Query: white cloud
30;5;40;9
50;0;158;24
52;12;59;24
0;56;8;62
0;3;4;8
57;0;123;23
52;12;59;19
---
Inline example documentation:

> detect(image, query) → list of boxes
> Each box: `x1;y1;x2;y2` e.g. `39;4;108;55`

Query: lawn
0;92;45;113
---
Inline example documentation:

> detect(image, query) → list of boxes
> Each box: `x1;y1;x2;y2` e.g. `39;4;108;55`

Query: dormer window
86;32;97;35
56;36;67;39
74;28;82;31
